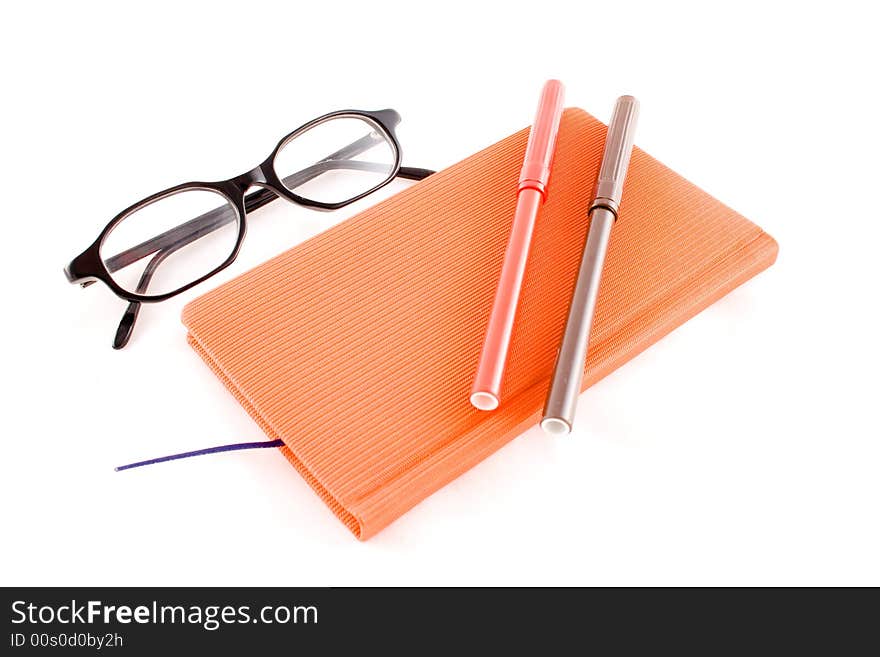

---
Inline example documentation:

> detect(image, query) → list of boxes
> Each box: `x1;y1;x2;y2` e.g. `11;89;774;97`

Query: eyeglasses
65;108;434;349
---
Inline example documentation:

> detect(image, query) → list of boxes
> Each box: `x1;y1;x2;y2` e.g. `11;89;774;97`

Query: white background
2;1;878;586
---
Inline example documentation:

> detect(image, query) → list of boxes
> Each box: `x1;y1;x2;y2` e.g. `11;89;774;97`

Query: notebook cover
182;108;778;540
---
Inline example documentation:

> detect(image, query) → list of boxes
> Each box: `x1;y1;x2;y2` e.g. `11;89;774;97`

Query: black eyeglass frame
64;108;432;305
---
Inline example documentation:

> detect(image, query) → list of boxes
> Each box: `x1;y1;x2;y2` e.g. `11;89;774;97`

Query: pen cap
518;79;566;197
591;95;640;214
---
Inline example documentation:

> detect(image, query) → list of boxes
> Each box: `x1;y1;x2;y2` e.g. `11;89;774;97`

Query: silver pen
541;95;640;435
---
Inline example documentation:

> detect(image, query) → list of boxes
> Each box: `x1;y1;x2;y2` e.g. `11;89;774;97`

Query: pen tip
470;391;499;411
540;417;571;436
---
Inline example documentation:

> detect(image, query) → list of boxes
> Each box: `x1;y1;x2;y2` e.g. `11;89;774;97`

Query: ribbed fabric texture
182;109;778;540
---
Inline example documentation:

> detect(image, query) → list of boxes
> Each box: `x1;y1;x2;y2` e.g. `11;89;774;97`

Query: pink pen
470;79;566;410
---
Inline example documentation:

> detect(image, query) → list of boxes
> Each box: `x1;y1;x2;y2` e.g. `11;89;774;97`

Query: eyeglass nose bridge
232;165;270;190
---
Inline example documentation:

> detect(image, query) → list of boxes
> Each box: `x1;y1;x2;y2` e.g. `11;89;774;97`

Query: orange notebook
182;108;777;540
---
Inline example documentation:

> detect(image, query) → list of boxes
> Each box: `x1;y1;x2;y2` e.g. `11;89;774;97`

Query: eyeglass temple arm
112;246;179;349
240;164;433;215
104;162;434;275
